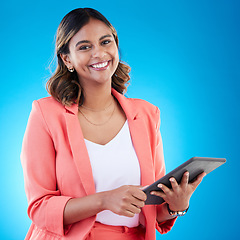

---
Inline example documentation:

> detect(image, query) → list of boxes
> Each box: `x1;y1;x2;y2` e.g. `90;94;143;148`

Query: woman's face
62;18;119;88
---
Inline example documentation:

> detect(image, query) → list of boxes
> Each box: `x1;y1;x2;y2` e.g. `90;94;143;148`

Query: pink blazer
21;89;176;240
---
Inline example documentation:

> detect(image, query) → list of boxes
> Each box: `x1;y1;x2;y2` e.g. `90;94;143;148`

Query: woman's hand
101;185;147;217
151;172;206;211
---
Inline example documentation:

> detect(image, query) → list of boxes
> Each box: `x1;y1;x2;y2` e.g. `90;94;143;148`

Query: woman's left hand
151;171;206;211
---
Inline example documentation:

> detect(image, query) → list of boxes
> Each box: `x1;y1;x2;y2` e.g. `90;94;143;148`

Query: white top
84;120;141;227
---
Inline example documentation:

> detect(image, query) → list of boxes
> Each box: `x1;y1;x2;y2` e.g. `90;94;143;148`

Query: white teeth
92;61;108;68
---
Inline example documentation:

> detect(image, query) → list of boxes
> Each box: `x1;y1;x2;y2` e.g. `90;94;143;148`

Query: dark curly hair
46;8;131;106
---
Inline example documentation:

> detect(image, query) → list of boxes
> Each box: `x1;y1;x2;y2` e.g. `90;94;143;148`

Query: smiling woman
21;7;205;240
61;18;119;89
46;8;130;107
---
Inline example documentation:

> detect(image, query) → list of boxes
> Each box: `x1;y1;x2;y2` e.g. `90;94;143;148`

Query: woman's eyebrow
75;40;90;48
99;34;113;40
75;34;113;48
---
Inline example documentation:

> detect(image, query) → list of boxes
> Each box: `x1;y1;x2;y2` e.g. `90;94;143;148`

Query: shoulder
29;97;67;127
123;96;160;130
126;96;160;117
113;88;160;117
31;96;65;115
34;96;64;110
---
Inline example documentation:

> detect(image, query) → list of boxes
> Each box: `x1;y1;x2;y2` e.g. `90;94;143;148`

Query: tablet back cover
143;157;226;205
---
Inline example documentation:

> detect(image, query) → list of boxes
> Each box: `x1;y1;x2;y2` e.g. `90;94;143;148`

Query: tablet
143;157;226;205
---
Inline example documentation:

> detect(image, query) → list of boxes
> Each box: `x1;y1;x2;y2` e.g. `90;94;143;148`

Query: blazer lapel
128;117;155;187
112;89;155;187
64;104;95;196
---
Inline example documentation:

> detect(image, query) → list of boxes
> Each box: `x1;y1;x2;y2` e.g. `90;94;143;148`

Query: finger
124;210;135;218
157;183;172;195
130;196;145;208
139;185;149;190
169;177;179;192
180;171;189;189
191;172;206;190
127;202;142;215
150;190;165;198
131;186;147;201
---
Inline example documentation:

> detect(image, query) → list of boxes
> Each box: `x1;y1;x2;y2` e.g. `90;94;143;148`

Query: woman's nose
92;46;106;58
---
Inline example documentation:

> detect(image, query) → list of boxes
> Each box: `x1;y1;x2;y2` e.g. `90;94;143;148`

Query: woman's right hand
101;185;147;217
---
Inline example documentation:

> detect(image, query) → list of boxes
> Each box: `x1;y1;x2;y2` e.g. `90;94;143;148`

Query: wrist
156;203;176;223
168;201;189;212
98;191;109;211
167;204;189;217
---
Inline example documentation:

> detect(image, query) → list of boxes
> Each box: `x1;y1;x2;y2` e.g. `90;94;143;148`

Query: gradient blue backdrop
1;0;239;239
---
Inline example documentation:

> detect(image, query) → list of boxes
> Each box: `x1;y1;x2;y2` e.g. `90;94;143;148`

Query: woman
21;8;205;240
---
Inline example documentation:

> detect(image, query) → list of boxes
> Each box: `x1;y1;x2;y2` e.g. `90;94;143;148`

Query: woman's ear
60;53;73;69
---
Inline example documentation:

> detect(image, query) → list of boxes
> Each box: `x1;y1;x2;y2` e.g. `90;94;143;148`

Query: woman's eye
79;45;91;50
102;40;111;45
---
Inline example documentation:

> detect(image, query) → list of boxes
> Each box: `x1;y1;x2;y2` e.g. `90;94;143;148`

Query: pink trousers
86;222;145;240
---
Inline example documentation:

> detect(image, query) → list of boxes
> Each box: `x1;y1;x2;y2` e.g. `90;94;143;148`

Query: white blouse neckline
84;120;128;147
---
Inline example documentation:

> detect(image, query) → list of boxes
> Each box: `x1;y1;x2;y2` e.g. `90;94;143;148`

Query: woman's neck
81;84;114;111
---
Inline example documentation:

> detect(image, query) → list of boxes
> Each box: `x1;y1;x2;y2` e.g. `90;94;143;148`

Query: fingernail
150;191;155;195
158;184;163;188
169;178;174;182
186;172;189;176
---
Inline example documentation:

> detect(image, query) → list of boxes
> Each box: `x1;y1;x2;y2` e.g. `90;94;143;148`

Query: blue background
1;0;239;239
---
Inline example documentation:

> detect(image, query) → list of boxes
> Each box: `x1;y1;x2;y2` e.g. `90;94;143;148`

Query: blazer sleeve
21;100;72;236
153;107;177;234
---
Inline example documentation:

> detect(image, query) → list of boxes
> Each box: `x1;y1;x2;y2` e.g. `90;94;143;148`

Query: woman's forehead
70;18;113;45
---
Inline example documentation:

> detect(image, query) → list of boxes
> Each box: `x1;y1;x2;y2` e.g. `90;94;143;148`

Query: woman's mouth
89;60;111;71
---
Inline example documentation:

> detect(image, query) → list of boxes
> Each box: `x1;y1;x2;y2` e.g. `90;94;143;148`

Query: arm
21;101;72;236
63;185;147;225
63;192;104;225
